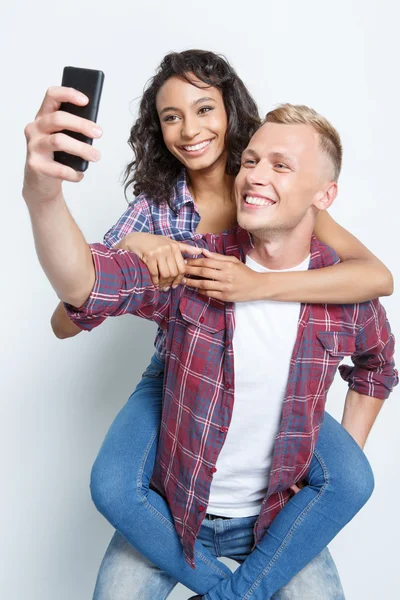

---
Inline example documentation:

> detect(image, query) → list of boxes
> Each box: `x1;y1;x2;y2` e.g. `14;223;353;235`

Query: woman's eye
243;159;256;166
198;106;213;115
163;115;179;123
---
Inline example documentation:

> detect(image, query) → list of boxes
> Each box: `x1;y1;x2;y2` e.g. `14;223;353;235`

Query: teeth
183;140;211;151
245;196;275;206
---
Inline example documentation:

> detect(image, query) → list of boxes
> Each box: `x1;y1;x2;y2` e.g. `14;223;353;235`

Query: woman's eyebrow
193;97;216;106
159;97;216;116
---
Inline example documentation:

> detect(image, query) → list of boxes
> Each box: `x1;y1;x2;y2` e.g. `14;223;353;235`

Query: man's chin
238;214;272;235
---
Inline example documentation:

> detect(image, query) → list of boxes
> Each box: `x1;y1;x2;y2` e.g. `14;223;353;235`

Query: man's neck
249;220;314;270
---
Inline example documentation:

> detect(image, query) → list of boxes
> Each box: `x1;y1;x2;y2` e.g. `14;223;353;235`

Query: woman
52;50;392;599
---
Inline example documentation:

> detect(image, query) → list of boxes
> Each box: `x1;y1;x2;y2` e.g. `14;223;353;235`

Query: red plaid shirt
67;228;398;567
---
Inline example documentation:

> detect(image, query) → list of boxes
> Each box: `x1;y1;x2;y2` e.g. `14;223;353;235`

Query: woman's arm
51;301;83;339
184;212;394;304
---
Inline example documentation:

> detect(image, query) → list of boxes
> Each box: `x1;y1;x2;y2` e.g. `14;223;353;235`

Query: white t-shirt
207;253;310;517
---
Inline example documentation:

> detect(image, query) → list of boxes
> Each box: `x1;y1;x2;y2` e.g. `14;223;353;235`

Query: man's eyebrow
242;148;258;158
269;151;296;165
159;97;216;116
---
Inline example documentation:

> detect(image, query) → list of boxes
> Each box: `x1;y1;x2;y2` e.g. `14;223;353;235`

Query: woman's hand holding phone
23;86;103;206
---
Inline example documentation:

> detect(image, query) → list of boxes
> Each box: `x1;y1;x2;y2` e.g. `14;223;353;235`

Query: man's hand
183;249;260;302
22;86;100;307
23;86;102;206
115;232;202;289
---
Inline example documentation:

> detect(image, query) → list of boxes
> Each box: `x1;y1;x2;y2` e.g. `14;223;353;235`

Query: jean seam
135;425;230;580
242;449;329;599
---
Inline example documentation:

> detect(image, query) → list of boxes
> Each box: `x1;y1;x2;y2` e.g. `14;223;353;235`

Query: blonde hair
264;104;342;181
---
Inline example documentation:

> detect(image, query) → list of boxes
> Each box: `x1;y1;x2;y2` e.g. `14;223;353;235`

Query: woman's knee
338;443;375;509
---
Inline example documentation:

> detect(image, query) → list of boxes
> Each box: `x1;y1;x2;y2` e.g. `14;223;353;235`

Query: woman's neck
187;161;235;207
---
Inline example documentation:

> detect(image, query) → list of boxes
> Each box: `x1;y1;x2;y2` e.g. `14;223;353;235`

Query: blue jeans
91;354;374;598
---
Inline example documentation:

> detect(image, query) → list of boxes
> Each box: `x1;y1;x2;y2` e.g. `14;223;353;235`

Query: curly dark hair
123;49;261;205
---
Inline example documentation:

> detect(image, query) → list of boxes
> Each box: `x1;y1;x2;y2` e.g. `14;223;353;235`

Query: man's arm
23;87;172;329
339;299;398;401
25;192;95;308
50;196;153;339
339;299;398;446
341;390;384;449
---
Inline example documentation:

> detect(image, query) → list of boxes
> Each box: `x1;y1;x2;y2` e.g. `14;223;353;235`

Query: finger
144;257;160;286
173;246;187;275
36;86;89;119
165;253;179;281
184;265;222;280
171;273;185;289
202;249;238;262
38;111;102;139
25;155;85;183
185;258;224;270
290;484;301;495
183;278;222;291
157;256;171;288
38;132;101;164
177;243;203;256
170;247;187;288
197;289;224;300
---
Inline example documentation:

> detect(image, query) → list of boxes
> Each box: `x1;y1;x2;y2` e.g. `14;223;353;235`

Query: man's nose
246;163;271;187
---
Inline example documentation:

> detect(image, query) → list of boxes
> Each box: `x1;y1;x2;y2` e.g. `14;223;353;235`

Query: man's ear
314;182;338;211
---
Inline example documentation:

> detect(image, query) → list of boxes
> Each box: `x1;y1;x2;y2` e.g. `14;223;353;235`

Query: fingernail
172;285;178;289
163;287;170;292
92;150;101;161
92;127;103;138
78;93;88;103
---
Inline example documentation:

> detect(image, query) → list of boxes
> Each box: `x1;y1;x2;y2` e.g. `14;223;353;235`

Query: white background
1;1;399;598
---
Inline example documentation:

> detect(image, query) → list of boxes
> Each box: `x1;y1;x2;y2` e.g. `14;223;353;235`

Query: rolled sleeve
65;243;168;331
339;299;398;399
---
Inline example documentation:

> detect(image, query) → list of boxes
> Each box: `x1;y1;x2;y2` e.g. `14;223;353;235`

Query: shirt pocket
179;293;225;334
309;331;356;393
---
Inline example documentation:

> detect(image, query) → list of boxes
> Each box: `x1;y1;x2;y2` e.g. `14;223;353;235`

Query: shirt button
210;467;217;474
220;426;228;433
198;505;205;512
226;383;231;390
199;316;205;323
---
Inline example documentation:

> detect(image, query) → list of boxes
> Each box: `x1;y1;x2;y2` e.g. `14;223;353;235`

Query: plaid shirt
103;170;199;360
67;228;398;567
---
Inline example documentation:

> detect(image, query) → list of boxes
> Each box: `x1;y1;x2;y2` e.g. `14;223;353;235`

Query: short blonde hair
264;104;342;181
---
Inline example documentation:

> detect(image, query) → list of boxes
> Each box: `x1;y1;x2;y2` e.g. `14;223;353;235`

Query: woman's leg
204;412;374;599
90;354;232;596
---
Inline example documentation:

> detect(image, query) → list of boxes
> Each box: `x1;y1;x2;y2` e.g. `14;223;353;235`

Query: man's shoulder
202;227;252;258
310;236;340;270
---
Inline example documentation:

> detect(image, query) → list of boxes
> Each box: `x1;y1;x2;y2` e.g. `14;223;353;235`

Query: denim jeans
93;530;343;600
91;353;374;598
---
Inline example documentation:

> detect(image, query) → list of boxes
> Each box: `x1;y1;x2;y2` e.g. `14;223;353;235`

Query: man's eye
275;163;288;169
243;159;256;166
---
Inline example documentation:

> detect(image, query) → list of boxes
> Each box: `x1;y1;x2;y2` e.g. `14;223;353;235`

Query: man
23;100;397;599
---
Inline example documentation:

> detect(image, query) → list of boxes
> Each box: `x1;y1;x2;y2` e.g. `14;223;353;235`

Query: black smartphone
54;66;105;172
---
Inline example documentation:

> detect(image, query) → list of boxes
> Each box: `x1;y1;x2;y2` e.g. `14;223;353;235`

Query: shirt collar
169;170;195;212
236;231;340;270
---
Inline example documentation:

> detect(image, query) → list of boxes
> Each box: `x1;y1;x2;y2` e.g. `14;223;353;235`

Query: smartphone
54;66;105;172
